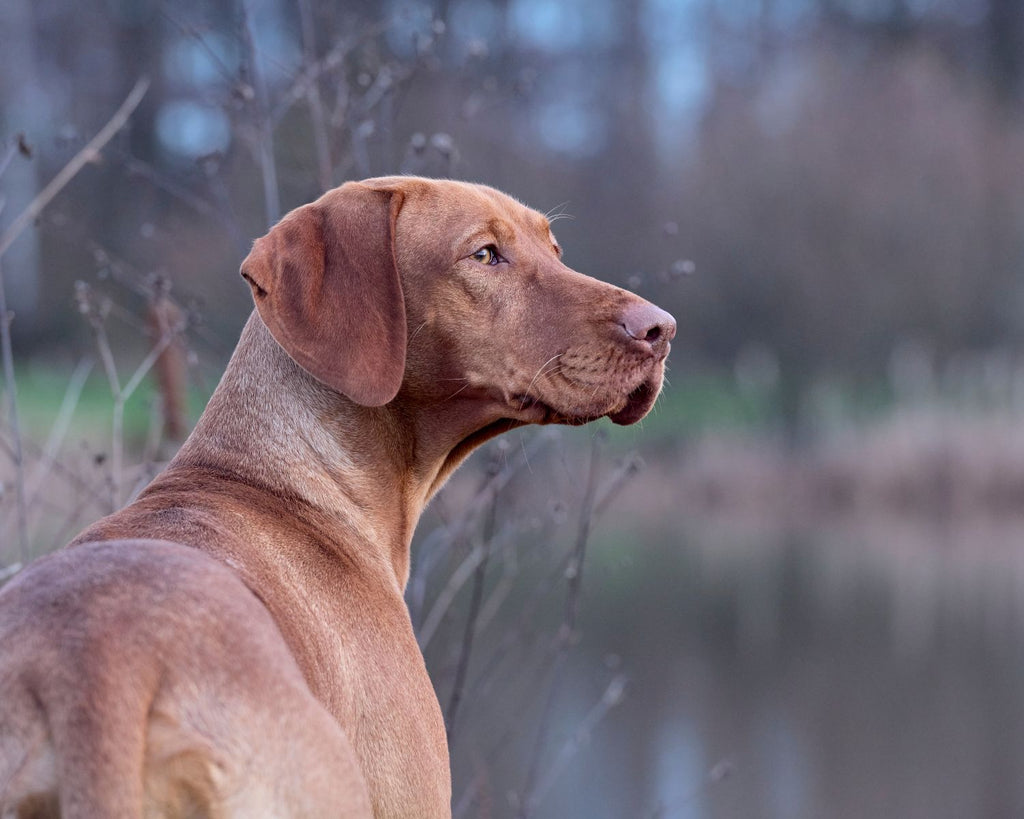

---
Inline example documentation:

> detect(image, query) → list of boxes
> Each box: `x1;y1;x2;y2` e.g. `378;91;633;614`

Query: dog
0;177;675;817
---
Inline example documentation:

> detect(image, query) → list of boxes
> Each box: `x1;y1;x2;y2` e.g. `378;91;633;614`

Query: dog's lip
511;386;656;427
607;376;660;426
509;347;668;427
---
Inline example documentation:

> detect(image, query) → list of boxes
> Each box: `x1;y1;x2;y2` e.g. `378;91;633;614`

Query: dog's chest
293;585;452;816
236;541;452;816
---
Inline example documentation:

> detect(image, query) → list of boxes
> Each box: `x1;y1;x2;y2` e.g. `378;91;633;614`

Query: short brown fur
0;177;675;818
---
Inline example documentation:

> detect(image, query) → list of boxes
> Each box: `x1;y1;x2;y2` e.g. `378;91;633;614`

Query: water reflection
422;439;1024;818
553;517;1024;819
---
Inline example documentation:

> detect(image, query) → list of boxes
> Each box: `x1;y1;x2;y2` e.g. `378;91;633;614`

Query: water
427;452;1024;818
546;521;1024;819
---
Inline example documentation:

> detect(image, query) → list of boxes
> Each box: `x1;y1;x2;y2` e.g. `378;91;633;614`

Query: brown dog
0;177;674;817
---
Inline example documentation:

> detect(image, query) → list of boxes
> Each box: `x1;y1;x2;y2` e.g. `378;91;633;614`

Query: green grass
11;363;210;450
11;364;784;459
10;362;895;460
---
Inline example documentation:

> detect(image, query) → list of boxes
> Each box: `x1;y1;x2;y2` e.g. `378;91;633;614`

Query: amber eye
471;245;502;265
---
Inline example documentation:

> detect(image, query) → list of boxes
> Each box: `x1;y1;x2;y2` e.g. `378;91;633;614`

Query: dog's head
241;177;674;428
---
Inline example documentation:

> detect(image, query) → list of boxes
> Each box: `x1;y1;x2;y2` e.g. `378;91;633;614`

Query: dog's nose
620;301;676;354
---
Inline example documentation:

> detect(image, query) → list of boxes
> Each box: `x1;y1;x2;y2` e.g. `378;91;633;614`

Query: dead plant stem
0;141;18;180
240;0;280;227
89;312;184;510
445;479;498;741
25;356;93;509
297;0;334;191
0;78;150;258
0;259;27;561
518;433;603;818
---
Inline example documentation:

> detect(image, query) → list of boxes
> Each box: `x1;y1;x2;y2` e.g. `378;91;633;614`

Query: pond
423;440;1024;819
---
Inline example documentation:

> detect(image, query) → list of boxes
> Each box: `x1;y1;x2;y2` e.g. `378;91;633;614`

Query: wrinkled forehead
399;179;558;247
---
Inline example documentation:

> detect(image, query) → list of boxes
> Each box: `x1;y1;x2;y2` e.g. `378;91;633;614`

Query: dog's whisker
408;320;430;344
444;382;473;401
544;201;571;221
518;354;564;410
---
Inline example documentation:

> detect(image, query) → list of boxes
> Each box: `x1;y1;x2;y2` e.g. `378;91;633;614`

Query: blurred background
3;0;1024;816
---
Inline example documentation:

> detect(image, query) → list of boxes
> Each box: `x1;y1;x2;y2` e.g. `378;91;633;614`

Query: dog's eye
471;246;502;265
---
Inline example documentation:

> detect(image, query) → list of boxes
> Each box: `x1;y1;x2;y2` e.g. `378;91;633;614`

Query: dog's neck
171;313;492;587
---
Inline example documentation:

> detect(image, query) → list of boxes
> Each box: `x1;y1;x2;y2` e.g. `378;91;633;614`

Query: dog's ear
240;183;407;406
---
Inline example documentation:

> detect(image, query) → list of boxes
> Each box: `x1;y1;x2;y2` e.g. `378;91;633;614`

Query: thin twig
124;153;219;216
409;431;552;629
417;519;518;650
82;289;185;510
473;549;519;635
450;450;647;810
0;427;102;498
527;674;629;809
270;35;352;124
124;459;165;506
269;16;397;126
25;356;94;508
594;453;644;516
454;449;643;814
468;451;644;702
240;0;280;227
519;433;603;819
0;258;28;561
85;317;122;510
0;140;19;181
0;78;147;553
297;0;334;191
158;6;239;86
121;324;185;401
46;476;112;553
445;477;499;741
0;78;150;258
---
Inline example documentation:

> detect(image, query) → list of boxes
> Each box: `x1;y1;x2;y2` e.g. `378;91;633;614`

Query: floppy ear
240;182;407;406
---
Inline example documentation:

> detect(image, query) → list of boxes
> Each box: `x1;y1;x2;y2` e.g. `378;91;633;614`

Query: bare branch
25;356;94;509
297;0;334;190
240;1;280;227
122;320;186;404
417;519;519;650
445;478;499;741
158;7;239;87
527;674;629;810
269;16;397;126
0;140;19;182
0;258;28;561
118;153;247;248
0;78;150;258
79;287;187;510
467;451;643;701
519;433;604;819
409;431;553;630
